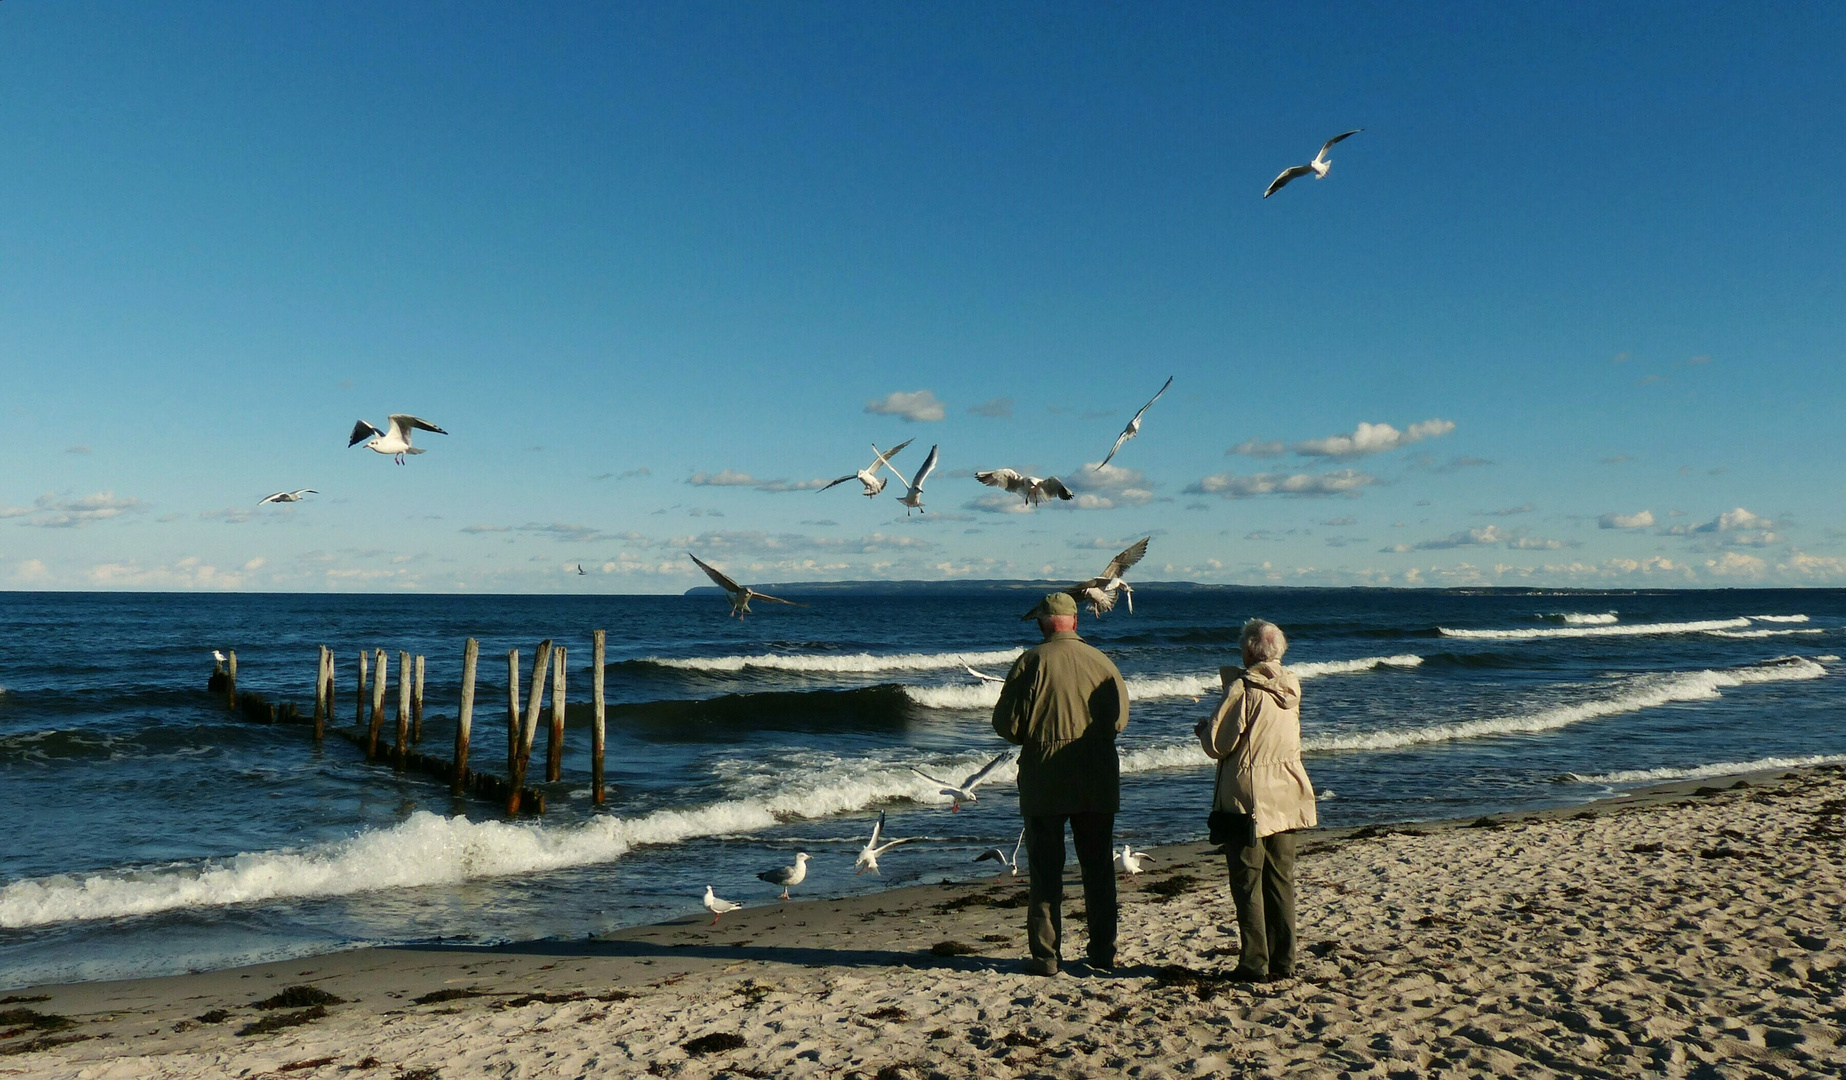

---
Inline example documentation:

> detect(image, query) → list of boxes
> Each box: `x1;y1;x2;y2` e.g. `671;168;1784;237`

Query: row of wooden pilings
223;633;611;817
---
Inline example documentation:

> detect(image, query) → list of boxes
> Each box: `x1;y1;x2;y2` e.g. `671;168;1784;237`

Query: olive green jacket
991;630;1130;816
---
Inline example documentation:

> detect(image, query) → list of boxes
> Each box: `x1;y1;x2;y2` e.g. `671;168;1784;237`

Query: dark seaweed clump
254;985;345;1010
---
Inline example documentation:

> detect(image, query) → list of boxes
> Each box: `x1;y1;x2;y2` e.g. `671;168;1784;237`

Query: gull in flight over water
1066;537;1150;617
348;415;449;464
1115;845;1155;877
1264;129;1363;199
687;553;806;619
820;439;914;498
758;851;811;901
964;664;1004;685
575;564;587;576
854;812;914;876
911;751;1013;811
257;489;317;505
975;827;1026;877
1096;376;1172;469
890;444;939;516
976;469;1074;507
702;885;743;925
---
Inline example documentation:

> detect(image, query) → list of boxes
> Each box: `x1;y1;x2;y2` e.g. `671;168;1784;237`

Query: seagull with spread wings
976;469;1074;507
257;489;317;505
975;827;1026;877
1096;376;1173;469
687;553;806;619
348;415;448;464
1065;537;1150;616
853;811;914;876
911;750;1013;811
1264;129;1363;198
890;444;939;516
819;439;913;498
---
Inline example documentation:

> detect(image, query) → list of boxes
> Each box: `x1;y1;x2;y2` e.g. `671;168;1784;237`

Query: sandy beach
5;765;1842;1079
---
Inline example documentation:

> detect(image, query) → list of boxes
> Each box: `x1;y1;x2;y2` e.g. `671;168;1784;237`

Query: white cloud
968;397;1013;419
1599;510;1655;529
1226;438;1286;458
11;558;50;583
1780;551;1846;580
1704;552;1766;578
1186;470;1375;498
1229;419;1455;461
86;556;254;590
1667;507;1779;548
1388;525;1566;552
1485;504;1535;517
865;390;946;422
1058;464;1155;510
967;492;1038;515
11;491;146;529
461;524;512;533
687;470;759;487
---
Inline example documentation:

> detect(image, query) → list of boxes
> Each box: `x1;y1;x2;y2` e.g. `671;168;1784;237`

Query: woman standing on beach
1196;619;1318;981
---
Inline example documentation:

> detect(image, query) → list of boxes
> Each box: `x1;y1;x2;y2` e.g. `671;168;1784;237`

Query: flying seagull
820;439;914;498
1264;129;1363;198
702;885;743;925
1065;537;1150;616
1115;845;1155;877
975;827;1026;877
976;469;1074;507
257;489;317;505
911;750;1013;811
890;444;940;516
964;664;1004;685
1096;376;1173;469
853;811;914;876
348;415;449;464
687;553;806;619
576;564;587;576
758;851;811;901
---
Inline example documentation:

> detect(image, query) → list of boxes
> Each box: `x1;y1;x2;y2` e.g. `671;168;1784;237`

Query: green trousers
1024;812;1117;967
1226;828;1298;976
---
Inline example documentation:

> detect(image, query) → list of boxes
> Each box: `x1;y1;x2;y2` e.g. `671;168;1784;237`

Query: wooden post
453;638;478;795
366;649;388;759
508;640;552;814
313;647;330;740
546;646;567;783
225;651;238;710
591;629;606;805
506;649;520;776
356;650;370;727
412;654;426;744
394;650;411;767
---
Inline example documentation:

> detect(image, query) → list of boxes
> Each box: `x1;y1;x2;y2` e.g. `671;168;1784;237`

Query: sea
1;587;1841;990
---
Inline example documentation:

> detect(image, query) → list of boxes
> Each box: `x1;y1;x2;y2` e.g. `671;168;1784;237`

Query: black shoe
1266;968;1294;981
1226;967;1266;983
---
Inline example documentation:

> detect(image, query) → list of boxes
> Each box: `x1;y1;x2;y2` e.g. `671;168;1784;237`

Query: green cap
1021;591;1079;620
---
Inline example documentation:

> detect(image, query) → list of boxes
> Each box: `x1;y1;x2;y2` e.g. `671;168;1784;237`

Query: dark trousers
1226;829;1298;976
1024;812;1117;965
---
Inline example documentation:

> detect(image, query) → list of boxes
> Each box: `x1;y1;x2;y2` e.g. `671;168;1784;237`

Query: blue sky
2;2;1842;592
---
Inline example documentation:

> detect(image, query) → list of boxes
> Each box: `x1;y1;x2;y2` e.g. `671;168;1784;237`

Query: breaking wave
1544;612;1618;625
1439;618;1751;641
1704;628;1826;639
635;648;1023;675
902;654;1425;711
1749;615;1810;623
1562;753;1846;786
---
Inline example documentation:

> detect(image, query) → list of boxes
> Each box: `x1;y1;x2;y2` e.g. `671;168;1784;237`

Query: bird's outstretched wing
1035;477;1074;502
1098;429;1134;470
687;553;743;594
868;811;885;850
390;414;449;437
976;468;1022;491
961;750;1014;790
257;492;285;505
1124;375;1173;429
1263;164;1314;198
1102;537;1150;580
964;664;1004;684
1318;129;1362;157
870;438;914;474
818;473;860;492
900;444;939;493
748;591;807;608
974;848;1008;864
909;765;952;788
348;419;383;447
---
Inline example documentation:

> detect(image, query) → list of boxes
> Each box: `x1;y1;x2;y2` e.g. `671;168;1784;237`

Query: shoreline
7;761;1843;1077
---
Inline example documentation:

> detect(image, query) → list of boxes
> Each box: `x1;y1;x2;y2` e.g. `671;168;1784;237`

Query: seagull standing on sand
911;751;1014;811
1264;129;1363;199
853;812;914;876
1115;845;1155;877
976;469;1074;507
974;827;1026;877
758;852;811;901
257;489;317;505
1065;537;1151;617
1096;376;1172;470
348;415;448;464
890;444;939;516
820;440;914;498
702;885;743;925
687;553;806;619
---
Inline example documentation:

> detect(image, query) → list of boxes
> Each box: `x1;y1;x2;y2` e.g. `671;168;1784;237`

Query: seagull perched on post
348;415;448;464
853;812;914;876
702;885;743;925
1065;537;1150;617
975;469;1074;507
975;827;1026;877
257;489;317;505
820;439;913;498
758;852;811;901
1096;376;1172;469
889;444;939;516
687;553;806;619
911;751;1013;811
1264;129;1363;198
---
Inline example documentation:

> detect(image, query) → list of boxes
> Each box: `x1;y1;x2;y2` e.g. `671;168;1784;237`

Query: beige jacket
1198;661;1317;838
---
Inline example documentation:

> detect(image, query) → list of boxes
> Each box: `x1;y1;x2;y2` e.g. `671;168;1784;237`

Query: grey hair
1240;618;1288;663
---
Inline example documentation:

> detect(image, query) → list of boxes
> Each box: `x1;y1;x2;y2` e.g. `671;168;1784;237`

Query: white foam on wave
647;648;1024;675
1705;628;1826;639
1552;612;1618;625
1564;753;1846;786
1750;615;1810;623
1439;617;1750;640
901;654;1424;711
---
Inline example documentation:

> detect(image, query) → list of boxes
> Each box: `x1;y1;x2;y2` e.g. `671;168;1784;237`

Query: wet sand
6;765;1843;1079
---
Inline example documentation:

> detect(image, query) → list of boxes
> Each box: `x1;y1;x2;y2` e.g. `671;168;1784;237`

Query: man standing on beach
992;592;1130;976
